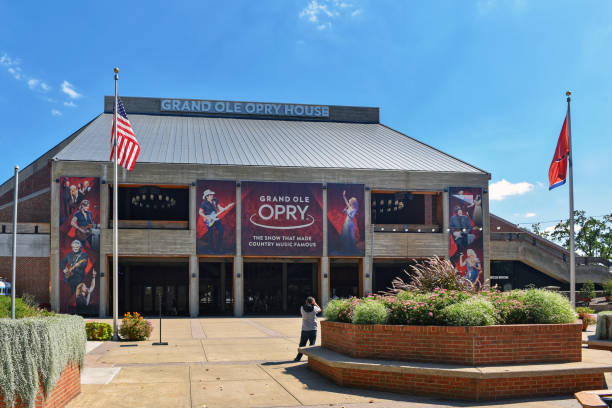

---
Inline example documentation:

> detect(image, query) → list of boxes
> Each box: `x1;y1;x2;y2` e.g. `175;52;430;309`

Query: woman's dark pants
295;330;317;361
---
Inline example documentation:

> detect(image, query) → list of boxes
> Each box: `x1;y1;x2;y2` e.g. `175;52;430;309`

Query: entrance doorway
199;260;233;315
110;258;189;316
372;259;417;294
243;261;318;315
330;261;359;298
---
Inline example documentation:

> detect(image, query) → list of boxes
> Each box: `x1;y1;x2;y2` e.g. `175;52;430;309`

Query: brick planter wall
0;363;80;408
321;321;582;365
308;357;604;401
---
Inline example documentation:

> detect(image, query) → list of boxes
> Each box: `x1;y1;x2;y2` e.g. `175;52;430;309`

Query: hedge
0;315;86;408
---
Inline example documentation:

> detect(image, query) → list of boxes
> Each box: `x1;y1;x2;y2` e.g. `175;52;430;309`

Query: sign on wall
448;187;484;288
327;183;365;256
161;99;330;118
196;180;237;255
59;177;100;315
241;181;323;256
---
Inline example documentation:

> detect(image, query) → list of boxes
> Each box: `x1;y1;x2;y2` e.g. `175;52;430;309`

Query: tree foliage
531;211;611;260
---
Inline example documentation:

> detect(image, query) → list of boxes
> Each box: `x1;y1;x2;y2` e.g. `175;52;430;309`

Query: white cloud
489;179;535;201
299;0;361;28
61;81;82;99
51;109;62;116
525;212;536;218
1;52;50;92
64;101;77;107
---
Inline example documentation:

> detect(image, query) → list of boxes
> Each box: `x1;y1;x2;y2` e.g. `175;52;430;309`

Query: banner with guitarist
59;176;100;315
196;180;236;255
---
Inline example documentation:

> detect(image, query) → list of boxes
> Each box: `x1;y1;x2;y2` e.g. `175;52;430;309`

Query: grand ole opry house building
0;96;607;317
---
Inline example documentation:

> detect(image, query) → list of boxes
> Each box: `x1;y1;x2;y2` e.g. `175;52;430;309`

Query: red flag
548;114;569;190
110;96;140;171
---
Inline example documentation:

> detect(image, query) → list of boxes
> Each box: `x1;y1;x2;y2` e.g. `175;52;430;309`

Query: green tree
530;222;550;239
548;211;611;260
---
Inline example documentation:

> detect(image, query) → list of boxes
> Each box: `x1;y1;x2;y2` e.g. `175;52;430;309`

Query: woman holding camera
294;296;321;362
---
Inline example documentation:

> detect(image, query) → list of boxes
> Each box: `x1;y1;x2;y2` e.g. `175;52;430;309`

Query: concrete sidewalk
68;317;597;408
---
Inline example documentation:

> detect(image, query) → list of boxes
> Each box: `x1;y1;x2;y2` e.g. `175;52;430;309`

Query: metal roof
54;113;485;173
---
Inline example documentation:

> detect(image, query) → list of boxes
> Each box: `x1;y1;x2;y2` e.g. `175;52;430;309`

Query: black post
152;292;167;346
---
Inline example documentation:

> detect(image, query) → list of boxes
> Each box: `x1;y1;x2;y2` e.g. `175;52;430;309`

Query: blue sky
0;0;610;230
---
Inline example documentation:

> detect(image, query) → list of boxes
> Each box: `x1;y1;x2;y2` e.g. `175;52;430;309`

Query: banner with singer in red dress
327;183;364;256
196;180;236;255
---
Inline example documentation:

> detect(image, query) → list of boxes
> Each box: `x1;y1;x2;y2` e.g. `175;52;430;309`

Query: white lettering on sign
161;99;330;118
490;276;510;279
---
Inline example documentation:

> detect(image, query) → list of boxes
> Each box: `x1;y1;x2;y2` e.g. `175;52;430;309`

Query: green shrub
441;297;497;326
323;298;358;323
0;315;86;408
352;299;388;324
576;306;595;315
603;279;612;297
85;322;113;341
119;312;153;341
521;288;576;324
0;296;54;319
580;280;596;300
385;289;471;325
483;290;530;325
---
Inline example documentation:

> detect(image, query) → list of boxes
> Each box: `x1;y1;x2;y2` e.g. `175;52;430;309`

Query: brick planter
321;320;582;365
0;363;81;408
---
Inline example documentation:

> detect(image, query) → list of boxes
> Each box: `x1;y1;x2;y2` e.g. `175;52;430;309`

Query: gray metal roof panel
54;114;486;173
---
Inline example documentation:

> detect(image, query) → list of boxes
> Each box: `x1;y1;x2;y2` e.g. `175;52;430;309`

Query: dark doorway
111;258;189;317
244;261;318;315
199;260;233;315
330;262;359;298
287;263;317;315
372;260;417;294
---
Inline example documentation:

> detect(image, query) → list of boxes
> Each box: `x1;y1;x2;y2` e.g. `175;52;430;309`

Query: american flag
110;96;140;171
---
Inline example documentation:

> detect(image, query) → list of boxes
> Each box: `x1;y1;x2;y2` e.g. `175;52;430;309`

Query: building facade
0;96;493;317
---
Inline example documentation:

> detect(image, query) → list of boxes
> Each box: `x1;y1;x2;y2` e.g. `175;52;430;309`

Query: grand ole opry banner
241;181;323;256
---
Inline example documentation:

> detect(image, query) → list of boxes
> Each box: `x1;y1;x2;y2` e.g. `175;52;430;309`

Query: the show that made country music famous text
196;180;236;255
59;177;100;315
241;181;323;256
327;183;365;256
448;187;484;288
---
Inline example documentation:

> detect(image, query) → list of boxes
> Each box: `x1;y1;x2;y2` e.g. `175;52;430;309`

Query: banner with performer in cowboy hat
196;180;236;255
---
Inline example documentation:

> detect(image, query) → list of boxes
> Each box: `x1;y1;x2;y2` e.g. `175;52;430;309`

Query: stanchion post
153;292;167;346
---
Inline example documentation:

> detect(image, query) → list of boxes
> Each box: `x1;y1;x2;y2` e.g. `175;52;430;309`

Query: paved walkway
68;318;602;408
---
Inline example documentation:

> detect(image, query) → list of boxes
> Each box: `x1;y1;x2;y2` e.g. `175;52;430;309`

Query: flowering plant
85;321;113;340
119;312;153;341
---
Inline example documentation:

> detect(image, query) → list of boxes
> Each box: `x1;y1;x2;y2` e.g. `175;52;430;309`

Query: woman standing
294;296;321;362
340;190;359;253
460;249;482;288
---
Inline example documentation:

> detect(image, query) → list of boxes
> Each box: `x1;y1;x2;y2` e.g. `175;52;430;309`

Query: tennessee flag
548;114;569;190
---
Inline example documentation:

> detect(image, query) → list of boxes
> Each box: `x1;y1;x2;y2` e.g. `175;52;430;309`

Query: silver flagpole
566;91;576;307
113;68;119;339
11;165;19;319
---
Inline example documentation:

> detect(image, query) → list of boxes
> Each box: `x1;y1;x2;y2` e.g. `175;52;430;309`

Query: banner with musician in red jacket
196;180;236;255
59;176;100;315
327;183;364;256
448;187;484;289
